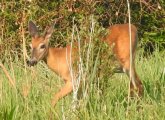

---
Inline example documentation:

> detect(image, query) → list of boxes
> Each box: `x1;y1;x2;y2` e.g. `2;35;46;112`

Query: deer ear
28;21;38;38
44;22;54;41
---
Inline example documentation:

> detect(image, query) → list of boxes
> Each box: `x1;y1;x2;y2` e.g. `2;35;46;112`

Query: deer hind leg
121;59;143;97
51;81;73;107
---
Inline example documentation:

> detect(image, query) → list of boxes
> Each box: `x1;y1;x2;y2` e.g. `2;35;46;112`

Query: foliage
0;1;165;119
0;46;165;119
0;0;165;59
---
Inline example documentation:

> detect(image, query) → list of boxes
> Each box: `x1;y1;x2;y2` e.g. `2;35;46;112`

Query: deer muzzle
27;58;37;66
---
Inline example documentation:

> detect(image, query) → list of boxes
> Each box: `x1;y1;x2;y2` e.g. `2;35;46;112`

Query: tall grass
0;45;165;120
0;18;165;119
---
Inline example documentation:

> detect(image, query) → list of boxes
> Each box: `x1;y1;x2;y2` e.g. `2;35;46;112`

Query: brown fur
104;24;143;96
46;46;76;106
28;21;143;107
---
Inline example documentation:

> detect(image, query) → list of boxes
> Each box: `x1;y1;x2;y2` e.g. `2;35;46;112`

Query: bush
0;1;164;59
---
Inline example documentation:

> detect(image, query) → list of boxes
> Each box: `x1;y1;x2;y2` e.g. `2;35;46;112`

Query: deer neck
42;47;49;63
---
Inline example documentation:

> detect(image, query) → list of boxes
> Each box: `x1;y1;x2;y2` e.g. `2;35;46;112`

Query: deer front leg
51;81;73;107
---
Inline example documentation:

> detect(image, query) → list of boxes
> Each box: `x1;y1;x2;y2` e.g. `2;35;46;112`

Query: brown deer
103;24;143;97
27;21;143;107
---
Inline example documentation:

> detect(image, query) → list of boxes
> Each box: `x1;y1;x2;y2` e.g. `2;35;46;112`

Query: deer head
27;21;54;66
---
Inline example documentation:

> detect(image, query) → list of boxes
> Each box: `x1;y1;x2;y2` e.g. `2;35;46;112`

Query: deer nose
27;59;37;66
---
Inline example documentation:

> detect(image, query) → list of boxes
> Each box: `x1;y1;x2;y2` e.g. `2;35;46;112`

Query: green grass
0;46;165;120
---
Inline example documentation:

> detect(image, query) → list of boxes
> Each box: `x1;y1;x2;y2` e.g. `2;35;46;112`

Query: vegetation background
0;0;165;120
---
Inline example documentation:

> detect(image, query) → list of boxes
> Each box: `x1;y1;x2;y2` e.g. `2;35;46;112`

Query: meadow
0;1;165;120
0;39;165;120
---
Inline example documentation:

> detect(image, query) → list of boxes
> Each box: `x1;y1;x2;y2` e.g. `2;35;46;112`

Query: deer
27;20;143;107
103;24;143;97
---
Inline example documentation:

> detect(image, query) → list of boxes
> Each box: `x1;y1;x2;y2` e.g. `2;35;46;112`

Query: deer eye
40;44;46;49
